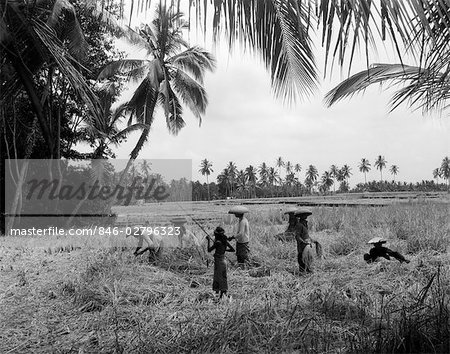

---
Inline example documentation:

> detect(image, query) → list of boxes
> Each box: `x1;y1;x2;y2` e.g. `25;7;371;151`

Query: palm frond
127;75;158;125
168;46;216;82
33;19;102;123
191;0;318;103
98;59;150;80
325;63;450;114
110;123;147;142
159;79;185;135
47;0;88;59
170;69;207;120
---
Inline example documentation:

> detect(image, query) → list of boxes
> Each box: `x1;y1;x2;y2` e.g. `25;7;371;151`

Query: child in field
363;237;410;264
207;226;235;299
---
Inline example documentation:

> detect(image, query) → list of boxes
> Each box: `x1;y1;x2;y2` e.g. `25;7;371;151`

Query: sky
106;2;449;187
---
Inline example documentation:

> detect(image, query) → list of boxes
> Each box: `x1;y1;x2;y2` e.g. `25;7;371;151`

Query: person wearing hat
363;237;410;264
294;208;315;273
170;217;201;248
207;226;235;299
228;206;250;266
276;207;298;241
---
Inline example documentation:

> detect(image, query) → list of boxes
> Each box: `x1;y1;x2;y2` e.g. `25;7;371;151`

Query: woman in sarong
207;226;235;299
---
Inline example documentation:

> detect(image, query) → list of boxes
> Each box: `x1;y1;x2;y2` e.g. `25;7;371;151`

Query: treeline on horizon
193;157;450;201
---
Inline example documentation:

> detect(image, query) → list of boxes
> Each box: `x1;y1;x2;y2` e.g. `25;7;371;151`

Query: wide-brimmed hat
228;206;249;214
214;226;225;236
284;207;299;215
368;237;387;244
294;208;312;216
170;217;187;224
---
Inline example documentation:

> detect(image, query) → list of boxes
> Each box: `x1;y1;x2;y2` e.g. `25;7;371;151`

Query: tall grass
2;201;449;353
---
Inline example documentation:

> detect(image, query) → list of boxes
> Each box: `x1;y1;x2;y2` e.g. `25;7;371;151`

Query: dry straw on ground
0;201;449;353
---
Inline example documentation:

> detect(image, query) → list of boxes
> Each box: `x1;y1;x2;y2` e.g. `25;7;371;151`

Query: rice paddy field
1;193;449;353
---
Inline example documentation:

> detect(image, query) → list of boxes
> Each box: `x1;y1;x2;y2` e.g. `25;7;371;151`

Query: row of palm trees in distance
198;156;450;200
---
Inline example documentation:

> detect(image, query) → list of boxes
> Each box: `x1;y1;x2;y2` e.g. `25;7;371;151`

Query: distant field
112;191;450;225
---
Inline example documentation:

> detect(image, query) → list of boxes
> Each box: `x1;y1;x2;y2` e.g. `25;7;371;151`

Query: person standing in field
364;237;410;264
294;209;315;273
207;226;234;299
275;207;299;241
228;206;250;267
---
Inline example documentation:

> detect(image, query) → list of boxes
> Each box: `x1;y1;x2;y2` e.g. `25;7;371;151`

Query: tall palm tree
285;161;293;175
294;163;302;177
375;156;387;182
340;165;352;189
390;165;399;182
199;159;213;200
432;167;441;185
321;171;334;195
329;165;339;193
258;162;269;191
226;161;237;196
358;158;371;184
440;157;450;190
140;160;152;180
305;165;318;194
245;165;258;198
98;3;215;189
267;167;280;197
276;157;285;184
236;170;249;198
217;168;230;198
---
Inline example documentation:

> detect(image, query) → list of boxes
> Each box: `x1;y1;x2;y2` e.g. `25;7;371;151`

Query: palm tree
358;158;371;184
236;170;249;198
440;157;450;190
432;167;441;185
276;157;285;185
390;165;399;182
267;167;280;197
217;168;230;198
340;165;352;190
245;165;258;198
140;160;152;180
329;165;339;193
375;156;387;182
321;171;334;195
1;0;102;157
258;162;269;193
98;3;215;189
226;161;237;196
199;159;214;200
285;161;293;175
305;165;318;194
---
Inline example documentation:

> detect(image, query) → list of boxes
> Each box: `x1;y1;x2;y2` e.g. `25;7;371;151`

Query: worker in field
294;209;322;273
207;226;235;300
228;206;251;267
128;223;162;264
275;207;298;241
363;237;410;264
170;217;201;248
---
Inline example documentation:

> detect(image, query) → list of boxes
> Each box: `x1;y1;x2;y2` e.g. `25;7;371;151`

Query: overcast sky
108;4;449;187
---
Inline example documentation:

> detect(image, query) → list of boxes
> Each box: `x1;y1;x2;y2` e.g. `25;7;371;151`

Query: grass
0;200;449;353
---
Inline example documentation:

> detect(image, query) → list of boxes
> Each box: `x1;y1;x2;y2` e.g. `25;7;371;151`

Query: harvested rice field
1;194;449;353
